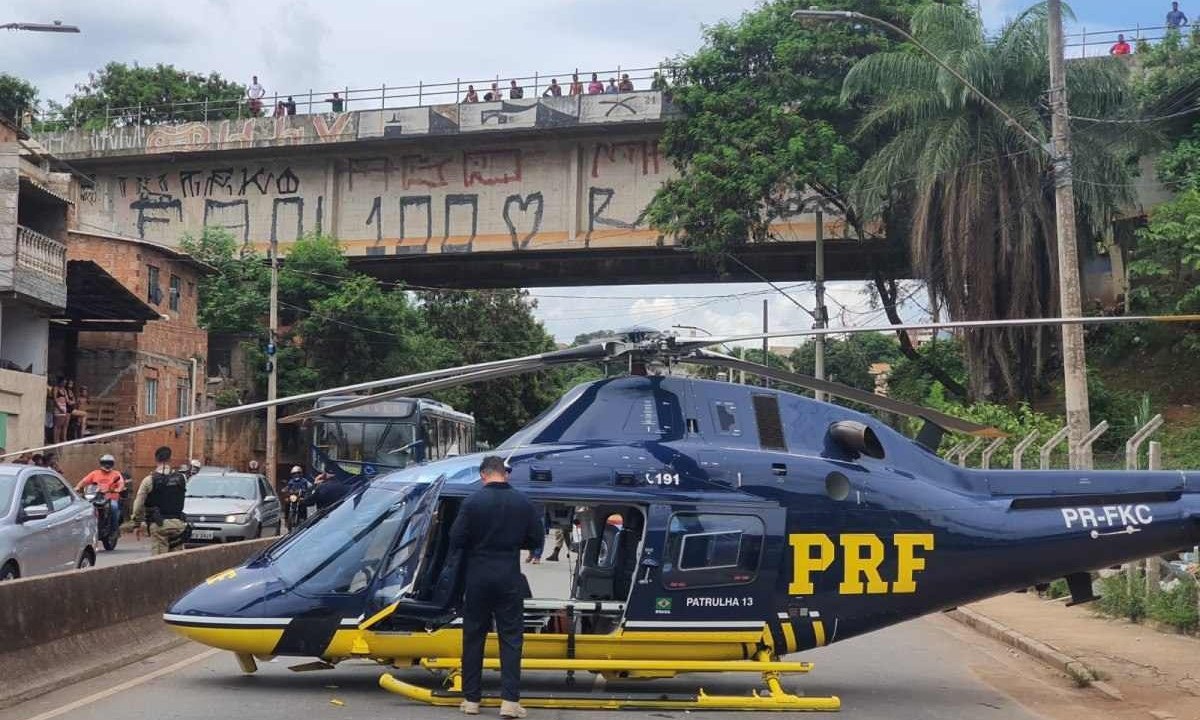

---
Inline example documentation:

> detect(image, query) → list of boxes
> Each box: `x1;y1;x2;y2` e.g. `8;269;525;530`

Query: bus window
422;418;438;461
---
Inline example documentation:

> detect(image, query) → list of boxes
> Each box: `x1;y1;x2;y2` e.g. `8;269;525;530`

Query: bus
308;396;476;480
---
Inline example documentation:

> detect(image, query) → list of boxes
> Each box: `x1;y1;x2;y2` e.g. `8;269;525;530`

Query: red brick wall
67;232;210;480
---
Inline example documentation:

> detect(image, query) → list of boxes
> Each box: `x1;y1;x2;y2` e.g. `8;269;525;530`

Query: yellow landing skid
419;657;815;675
380;653;840;712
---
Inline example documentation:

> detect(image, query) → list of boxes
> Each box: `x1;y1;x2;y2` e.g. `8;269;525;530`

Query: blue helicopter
16;318;1200;712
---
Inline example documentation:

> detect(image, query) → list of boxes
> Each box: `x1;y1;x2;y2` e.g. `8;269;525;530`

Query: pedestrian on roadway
451;455;542;718
130;446;189;555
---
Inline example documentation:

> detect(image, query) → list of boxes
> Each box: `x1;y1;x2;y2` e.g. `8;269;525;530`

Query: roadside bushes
1095;570;1198;634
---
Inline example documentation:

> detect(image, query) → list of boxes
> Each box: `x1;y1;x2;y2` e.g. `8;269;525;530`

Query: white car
0;464;97;580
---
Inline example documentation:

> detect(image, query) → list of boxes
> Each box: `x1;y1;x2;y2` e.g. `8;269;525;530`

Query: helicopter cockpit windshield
263;473;444;597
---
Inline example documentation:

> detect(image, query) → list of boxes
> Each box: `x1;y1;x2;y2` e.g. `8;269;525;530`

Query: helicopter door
624;504;786;631
358;475;448;628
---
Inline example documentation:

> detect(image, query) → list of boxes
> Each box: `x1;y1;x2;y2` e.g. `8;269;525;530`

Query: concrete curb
945;606;1123;702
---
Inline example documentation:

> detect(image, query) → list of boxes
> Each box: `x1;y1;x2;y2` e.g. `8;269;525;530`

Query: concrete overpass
36;92;907;287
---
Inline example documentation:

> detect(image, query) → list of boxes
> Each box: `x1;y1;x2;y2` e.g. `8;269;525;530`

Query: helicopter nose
163;564;280;655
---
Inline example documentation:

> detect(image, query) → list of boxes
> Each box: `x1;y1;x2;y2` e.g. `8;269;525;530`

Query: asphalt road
2;612;1123;720
92;536;153;568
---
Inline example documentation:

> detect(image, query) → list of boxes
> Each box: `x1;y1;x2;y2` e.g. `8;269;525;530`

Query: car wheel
77;549;95;569
0;562;17;581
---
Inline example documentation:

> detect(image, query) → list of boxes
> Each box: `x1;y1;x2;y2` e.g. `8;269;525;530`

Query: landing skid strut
378;652;841;712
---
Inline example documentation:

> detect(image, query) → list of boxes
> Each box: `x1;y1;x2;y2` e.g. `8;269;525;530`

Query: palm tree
842;3;1135;400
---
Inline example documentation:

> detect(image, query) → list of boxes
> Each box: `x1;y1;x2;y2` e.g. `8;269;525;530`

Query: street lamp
1;21;80;33
793;3;1092;468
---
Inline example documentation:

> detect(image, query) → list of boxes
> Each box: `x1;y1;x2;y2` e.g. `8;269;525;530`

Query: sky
0;0;1157;345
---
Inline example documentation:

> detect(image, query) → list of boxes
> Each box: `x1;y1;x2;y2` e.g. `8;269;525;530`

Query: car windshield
186;475;257;500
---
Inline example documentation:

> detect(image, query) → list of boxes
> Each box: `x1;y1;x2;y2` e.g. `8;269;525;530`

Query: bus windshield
314;419;419;473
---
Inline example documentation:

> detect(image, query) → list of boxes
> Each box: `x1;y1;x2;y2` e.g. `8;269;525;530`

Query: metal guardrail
29;65;673;132
16;226;66;283
1065;22;1197;56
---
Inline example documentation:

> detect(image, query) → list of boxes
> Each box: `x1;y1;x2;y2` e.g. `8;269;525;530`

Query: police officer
307;470;351;511
450;456;543;718
130;446;189;554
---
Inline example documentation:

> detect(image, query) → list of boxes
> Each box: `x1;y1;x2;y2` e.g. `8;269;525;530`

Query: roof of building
69;229;216;274
58;260;163;331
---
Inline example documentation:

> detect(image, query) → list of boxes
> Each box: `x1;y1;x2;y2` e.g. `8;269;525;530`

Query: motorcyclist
283;465;313;526
75;454;125;543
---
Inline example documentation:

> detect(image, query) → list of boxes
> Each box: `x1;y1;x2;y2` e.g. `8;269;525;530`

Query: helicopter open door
357;475;451;630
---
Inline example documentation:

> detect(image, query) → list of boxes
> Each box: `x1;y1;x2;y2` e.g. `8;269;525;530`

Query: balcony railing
16;226;67;283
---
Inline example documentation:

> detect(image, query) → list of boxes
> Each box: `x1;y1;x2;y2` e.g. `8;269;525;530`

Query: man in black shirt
450;456;542;717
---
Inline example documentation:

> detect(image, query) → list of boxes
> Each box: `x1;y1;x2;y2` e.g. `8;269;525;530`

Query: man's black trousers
461;575;524;702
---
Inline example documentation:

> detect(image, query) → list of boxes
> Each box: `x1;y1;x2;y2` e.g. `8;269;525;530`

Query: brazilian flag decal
655;597;672;613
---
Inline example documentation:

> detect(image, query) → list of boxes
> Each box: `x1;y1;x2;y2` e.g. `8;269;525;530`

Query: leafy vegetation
49;62;245;128
843;4;1136;401
0;73;38;123
1096;570;1199;633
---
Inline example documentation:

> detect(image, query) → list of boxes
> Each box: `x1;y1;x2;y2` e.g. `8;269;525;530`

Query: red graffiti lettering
463;149;522;187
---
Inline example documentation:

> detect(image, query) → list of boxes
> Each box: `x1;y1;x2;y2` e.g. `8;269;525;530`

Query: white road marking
18;648;220;720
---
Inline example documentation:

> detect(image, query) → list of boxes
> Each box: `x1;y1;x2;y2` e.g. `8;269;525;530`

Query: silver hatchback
0;464;97;580
184;471;282;544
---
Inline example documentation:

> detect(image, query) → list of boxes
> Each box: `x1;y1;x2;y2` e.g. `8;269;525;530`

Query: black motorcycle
82;483;120;551
284;487;310;531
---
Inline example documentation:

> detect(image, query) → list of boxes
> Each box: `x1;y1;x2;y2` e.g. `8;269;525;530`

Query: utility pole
1048;0;1092;470
813;208;828;402
265;236;279;489
762;299;770;389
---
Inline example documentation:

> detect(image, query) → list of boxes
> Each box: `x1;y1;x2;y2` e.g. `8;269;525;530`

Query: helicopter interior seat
573;509;641;602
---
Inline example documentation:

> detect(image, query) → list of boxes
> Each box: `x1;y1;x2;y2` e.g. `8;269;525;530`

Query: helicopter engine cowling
828;420;885;460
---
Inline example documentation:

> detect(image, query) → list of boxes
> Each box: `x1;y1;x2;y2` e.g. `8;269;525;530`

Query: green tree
53;62;245;128
0;73;38;123
297;276;446;392
842;4;1135;400
180;228;268;334
419;290;564;444
278;234;353;324
644;0;935;254
790;333;902;391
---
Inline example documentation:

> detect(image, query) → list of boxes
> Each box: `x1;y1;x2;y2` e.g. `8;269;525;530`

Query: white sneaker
460;700;480;715
499;700;527;718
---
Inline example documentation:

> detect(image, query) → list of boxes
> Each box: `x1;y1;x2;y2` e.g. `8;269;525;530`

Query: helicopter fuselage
165;376;1200;667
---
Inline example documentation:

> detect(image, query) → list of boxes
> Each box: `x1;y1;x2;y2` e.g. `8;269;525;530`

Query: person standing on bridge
463;85;479;103
130;446;189;555
1110;33;1132;55
1168;1;1189;28
247;76;266;116
508;80;524;99
569;73;583;96
451;456;543;717
587;73;604;94
543;78;562;98
325;92;345;113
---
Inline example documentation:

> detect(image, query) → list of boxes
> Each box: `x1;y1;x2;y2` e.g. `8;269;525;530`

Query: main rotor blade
2;342;614;459
684;350;1003;438
697;314;1200;347
280;361;545;423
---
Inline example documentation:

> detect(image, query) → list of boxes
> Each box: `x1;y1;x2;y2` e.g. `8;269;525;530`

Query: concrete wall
0;299;49;374
37;93;668;160
0;366;47;452
0;538;273;707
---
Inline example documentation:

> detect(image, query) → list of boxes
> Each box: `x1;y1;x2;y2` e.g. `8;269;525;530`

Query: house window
169;274;181;312
176;382;189;418
145;378;159;416
147;265;161;305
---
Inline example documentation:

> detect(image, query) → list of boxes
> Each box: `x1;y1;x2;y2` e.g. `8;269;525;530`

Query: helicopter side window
712;402;741;436
662;513;763;589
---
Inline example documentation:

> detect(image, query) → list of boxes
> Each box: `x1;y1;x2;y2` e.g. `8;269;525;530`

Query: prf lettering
787;533;935;596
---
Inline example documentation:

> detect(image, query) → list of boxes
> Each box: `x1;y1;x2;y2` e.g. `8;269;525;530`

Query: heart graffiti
503;192;545;250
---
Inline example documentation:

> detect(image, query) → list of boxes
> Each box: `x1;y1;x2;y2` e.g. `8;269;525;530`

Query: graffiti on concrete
73;135;679;253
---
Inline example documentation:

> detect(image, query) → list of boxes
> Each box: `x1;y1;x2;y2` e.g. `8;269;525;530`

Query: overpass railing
1065;23;1197;56
29;65;674;132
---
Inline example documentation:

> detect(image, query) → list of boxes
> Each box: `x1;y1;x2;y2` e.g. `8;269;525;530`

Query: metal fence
945;415;1167;471
1064;23;1196;56
28;65;673;132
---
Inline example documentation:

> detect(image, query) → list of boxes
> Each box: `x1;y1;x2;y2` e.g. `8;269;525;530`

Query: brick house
54;230;212;481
